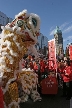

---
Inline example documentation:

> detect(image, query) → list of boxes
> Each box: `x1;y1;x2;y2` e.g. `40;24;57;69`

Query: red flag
69;45;72;60
48;39;57;70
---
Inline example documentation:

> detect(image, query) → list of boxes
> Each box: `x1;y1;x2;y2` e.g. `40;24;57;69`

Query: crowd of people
20;54;72;100
0;54;72;107
21;54;48;77
57;58;72;100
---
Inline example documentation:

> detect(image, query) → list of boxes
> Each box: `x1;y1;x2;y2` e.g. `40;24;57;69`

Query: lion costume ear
15;10;28;19
1;26;4;30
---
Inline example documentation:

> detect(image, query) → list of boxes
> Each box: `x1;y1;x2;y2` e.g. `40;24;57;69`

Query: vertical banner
69;45;72;60
48;39;57;70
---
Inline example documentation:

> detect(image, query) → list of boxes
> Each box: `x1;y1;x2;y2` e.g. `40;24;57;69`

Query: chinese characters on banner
48;39;57;70
69;45;72;60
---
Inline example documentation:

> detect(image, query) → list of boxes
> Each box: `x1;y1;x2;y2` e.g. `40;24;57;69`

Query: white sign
45;79;54;87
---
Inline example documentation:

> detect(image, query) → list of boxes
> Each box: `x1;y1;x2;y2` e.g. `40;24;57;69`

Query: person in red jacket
40;58;45;73
33;62;38;74
57;61;65;88
69;60;72;98
29;61;34;70
62;60;71;100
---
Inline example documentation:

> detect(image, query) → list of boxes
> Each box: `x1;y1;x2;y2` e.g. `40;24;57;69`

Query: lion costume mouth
21;34;34;42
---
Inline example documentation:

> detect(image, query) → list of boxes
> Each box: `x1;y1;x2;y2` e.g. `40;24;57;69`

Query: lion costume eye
16;20;24;27
32;18;37;28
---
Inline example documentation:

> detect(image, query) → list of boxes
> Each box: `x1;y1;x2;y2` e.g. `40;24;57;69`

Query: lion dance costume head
0;10;41;108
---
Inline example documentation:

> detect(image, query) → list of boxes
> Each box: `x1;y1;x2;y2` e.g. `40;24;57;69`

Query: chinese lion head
0;9;40;74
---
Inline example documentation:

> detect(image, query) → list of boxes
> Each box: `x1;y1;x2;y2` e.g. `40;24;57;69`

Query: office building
54;26;63;56
0;11;13;32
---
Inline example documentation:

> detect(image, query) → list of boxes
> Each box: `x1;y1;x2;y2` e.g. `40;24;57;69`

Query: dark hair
23;54;28;59
70;60;72;63
32;55;35;58
58;59;61;62
67;60;70;66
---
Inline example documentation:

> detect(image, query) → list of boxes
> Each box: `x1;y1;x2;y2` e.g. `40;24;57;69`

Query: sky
0;0;72;50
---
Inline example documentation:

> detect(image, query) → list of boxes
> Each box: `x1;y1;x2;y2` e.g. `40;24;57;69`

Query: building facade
37;33;48;48
0;11;7;26
54;26;63;57
0;11;13;32
36;33;48;55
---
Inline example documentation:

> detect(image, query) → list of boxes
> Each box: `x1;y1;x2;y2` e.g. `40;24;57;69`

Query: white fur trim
15;9;28;19
3;77;16;94
8;101;20;108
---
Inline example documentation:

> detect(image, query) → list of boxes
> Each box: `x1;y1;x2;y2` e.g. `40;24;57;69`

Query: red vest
63;66;71;82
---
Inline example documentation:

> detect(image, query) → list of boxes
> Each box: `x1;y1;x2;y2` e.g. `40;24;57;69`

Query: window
58;39;62;44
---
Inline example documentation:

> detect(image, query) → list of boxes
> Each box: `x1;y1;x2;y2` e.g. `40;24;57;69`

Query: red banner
69;45;72;60
48;39;57;70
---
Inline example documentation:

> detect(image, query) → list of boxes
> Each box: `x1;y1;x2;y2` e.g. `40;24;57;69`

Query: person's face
64;61;67;66
60;61;63;66
40;58;42;61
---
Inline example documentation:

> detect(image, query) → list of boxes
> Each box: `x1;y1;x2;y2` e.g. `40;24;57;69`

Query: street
20;88;70;108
